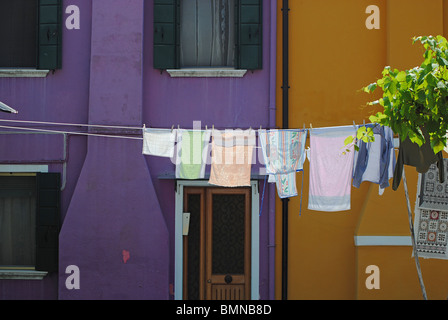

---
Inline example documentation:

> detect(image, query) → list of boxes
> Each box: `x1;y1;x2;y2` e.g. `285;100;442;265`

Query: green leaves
363;82;377;93
343;125;375;154
360;35;448;154
396;71;407;82
344;135;354;146
357;125;375;143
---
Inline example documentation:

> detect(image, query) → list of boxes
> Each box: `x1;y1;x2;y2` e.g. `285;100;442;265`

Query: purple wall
142;0;276;300
0;0;92;300
0;0;276;300
58;0;170;300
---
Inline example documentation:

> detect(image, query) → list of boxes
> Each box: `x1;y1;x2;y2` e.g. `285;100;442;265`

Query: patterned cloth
175;129;211;179
308;126;356;211
142;128;177;158
417;159;448;210
413;160;448;260
259;129;307;198
208;129;255;187
414;208;448;260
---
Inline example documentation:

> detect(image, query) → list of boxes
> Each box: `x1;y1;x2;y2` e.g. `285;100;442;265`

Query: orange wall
276;0;448;300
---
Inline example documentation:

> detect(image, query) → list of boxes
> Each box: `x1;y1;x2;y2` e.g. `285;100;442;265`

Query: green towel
176;130;210;179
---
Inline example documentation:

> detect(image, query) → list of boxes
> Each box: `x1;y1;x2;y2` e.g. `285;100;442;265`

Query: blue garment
353;124;395;191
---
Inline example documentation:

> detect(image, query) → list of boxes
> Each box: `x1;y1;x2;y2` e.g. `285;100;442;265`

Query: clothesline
0;124;143;140
0;118;404;154
145;123;364;134
0;118;141;130
0;118;374;136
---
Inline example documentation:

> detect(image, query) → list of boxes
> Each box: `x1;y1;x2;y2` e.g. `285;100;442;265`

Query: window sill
0;69;50;78
0;269;48;280
166;68;247;78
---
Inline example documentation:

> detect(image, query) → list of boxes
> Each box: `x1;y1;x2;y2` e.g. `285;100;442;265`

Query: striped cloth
259;129;307;198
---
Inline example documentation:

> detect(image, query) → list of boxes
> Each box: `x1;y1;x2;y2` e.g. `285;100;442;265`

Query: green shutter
154;0;179;69
37;0;62;70
35;172;60;273
236;0;262;70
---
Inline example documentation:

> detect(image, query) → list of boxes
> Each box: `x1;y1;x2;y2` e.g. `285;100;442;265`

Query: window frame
153;0;262;76
0;166;60;280
0;0;62;78
0;173;37;270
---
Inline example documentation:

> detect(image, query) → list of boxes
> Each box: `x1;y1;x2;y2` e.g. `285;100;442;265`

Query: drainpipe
268;0;277;301
281;0;290;301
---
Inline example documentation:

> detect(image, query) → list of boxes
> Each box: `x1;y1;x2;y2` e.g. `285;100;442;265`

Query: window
0;176;37;268
0;0;62;70
0;173;60;273
154;0;262;71
180;0;235;68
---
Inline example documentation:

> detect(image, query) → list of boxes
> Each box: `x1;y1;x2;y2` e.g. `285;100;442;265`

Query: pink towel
308;126;356;212
208;129;255;187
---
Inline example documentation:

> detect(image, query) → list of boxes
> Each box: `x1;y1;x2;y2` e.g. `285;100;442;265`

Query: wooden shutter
154;0;180;69
35;173;60;273
37;0;62;70
236;0;262;70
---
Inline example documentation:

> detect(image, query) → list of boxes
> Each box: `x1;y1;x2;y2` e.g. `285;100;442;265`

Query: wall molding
354;236;412;246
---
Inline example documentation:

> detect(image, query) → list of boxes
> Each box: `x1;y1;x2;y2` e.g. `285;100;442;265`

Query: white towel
308;126;356;212
142;128;177;158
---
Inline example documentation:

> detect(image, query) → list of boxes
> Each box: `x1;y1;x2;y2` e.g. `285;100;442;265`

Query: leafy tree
353;36;448;300
358;35;448;153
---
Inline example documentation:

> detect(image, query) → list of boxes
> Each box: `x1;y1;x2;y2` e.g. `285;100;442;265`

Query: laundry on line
1;118;446;213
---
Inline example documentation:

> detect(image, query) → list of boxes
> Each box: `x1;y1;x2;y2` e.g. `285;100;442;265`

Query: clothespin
310;123;313;132
353;120;357;129
171;125;174;132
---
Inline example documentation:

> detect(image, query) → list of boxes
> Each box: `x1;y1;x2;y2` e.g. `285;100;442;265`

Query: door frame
174;180;260;300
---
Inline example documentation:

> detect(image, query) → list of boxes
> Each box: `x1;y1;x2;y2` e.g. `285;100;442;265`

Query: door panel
211;284;245;300
183;188;205;300
183;187;251;300
206;188;251;300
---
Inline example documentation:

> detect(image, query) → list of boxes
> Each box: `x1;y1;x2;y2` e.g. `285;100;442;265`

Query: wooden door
183;187;251;300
